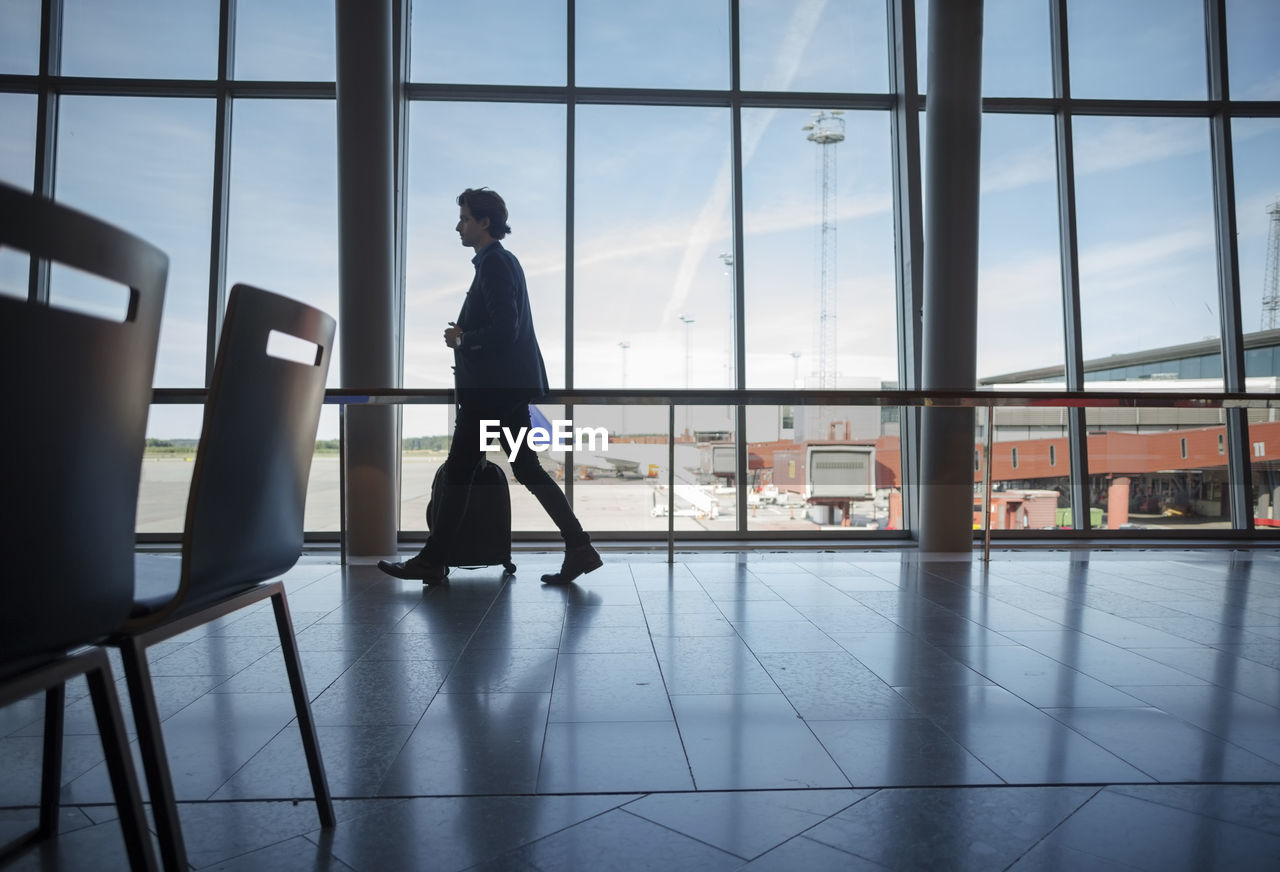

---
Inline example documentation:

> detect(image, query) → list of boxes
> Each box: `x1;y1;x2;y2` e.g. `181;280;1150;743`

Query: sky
1;0;1279;441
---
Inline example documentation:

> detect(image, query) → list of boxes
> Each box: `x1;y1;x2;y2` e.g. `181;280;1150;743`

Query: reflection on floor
2;549;1279;870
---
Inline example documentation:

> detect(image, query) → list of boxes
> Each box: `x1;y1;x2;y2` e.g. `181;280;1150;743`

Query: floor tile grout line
637;562;703;792
995;784;1108;872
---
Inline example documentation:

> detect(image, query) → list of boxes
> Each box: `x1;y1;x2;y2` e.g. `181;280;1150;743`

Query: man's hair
457;187;511;239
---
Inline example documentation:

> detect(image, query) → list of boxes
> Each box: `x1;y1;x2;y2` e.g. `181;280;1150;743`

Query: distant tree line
145;437;451;454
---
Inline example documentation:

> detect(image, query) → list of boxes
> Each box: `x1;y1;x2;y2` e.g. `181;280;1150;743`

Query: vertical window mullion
29;0;63;304
730;0;747;533
886;0;923;534
205;0;235;385
1050;0;1091;530
1204;0;1253;528
564;0;576;509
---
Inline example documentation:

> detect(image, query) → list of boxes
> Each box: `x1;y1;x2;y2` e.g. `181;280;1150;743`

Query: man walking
379;187;602;586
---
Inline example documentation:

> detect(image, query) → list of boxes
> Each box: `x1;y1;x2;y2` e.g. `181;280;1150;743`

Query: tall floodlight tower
802;110;845;389
1263;201;1280;330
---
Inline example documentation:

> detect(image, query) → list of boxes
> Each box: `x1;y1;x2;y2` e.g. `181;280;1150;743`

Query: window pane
1248;409;1280;531
410;0;565;85
575;105;732;389
982;0;1051;97
1227;0;1280;100
1067;0;1206;99
399;403;568;535
403;101;565;532
576;0;728;89
740;0;888;94
747;405;902;532
138;404;340;534
1086;405;1234;530
0;93;35;190
568;404;734;534
1073;117;1218;374
308;406;340;533
55;96;215;390
61;0;219;79
742;108;897;390
981;406;1070;531
227;99;339;381
1;93;35;297
235;0;335;81
977;114;1064;383
1234;118;1280;390
137;404;201;534
0;0;40;74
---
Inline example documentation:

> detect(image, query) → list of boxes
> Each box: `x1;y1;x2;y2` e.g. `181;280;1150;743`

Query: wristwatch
451;330;463;349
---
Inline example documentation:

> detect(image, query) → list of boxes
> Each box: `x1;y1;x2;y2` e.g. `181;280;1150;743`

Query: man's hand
444;321;464;349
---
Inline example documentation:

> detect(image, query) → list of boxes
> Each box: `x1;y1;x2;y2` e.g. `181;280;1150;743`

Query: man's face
456;204;490;249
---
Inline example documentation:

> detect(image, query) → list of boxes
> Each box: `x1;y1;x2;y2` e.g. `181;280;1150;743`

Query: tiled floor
3;549;1280;870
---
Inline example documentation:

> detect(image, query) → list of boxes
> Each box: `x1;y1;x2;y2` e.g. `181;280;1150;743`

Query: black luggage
426;457;517;575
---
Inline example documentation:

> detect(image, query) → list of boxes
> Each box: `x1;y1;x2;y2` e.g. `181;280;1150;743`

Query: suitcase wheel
503;562;517;576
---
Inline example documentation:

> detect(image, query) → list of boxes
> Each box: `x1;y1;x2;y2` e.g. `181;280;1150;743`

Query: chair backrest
0;182;168;667
178;284;335;609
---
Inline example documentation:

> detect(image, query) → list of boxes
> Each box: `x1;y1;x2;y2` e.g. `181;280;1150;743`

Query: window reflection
55;96;215;389
575;105;733;388
61;0;219;79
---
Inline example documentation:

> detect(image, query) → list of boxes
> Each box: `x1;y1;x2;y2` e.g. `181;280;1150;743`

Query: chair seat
131;554;270;621
130;555;183;618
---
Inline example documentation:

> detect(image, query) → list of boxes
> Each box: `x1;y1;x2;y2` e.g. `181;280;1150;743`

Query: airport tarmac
135;453;833;536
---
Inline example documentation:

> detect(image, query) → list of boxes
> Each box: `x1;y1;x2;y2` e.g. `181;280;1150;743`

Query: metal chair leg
119;637;188;872
271;587;336;828
38;682;66;839
85;652;159;872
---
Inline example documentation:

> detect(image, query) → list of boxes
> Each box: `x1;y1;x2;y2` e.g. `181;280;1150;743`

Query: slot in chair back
175;284;334;616
0;181;167;665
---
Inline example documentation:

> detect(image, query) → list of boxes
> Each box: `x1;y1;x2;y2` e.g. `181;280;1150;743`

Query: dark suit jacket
453;241;549;406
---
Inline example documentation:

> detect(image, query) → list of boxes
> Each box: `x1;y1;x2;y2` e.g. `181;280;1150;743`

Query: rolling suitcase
426;457;517;576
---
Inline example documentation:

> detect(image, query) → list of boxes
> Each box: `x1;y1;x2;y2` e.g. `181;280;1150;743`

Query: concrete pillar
1107;476;1130;528
336;0;399;556
918;0;984;554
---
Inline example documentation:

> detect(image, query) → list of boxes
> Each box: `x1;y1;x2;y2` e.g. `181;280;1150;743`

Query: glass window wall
4;1;1278;540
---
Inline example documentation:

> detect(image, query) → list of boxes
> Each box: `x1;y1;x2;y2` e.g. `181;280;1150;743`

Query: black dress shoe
377;557;448;584
541;544;603;585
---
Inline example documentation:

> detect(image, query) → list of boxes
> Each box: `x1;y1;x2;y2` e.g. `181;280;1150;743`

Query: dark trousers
419;399;589;564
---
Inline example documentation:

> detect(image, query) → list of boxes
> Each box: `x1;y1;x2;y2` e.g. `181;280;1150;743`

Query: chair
111;283;337;871
0;182;166;870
